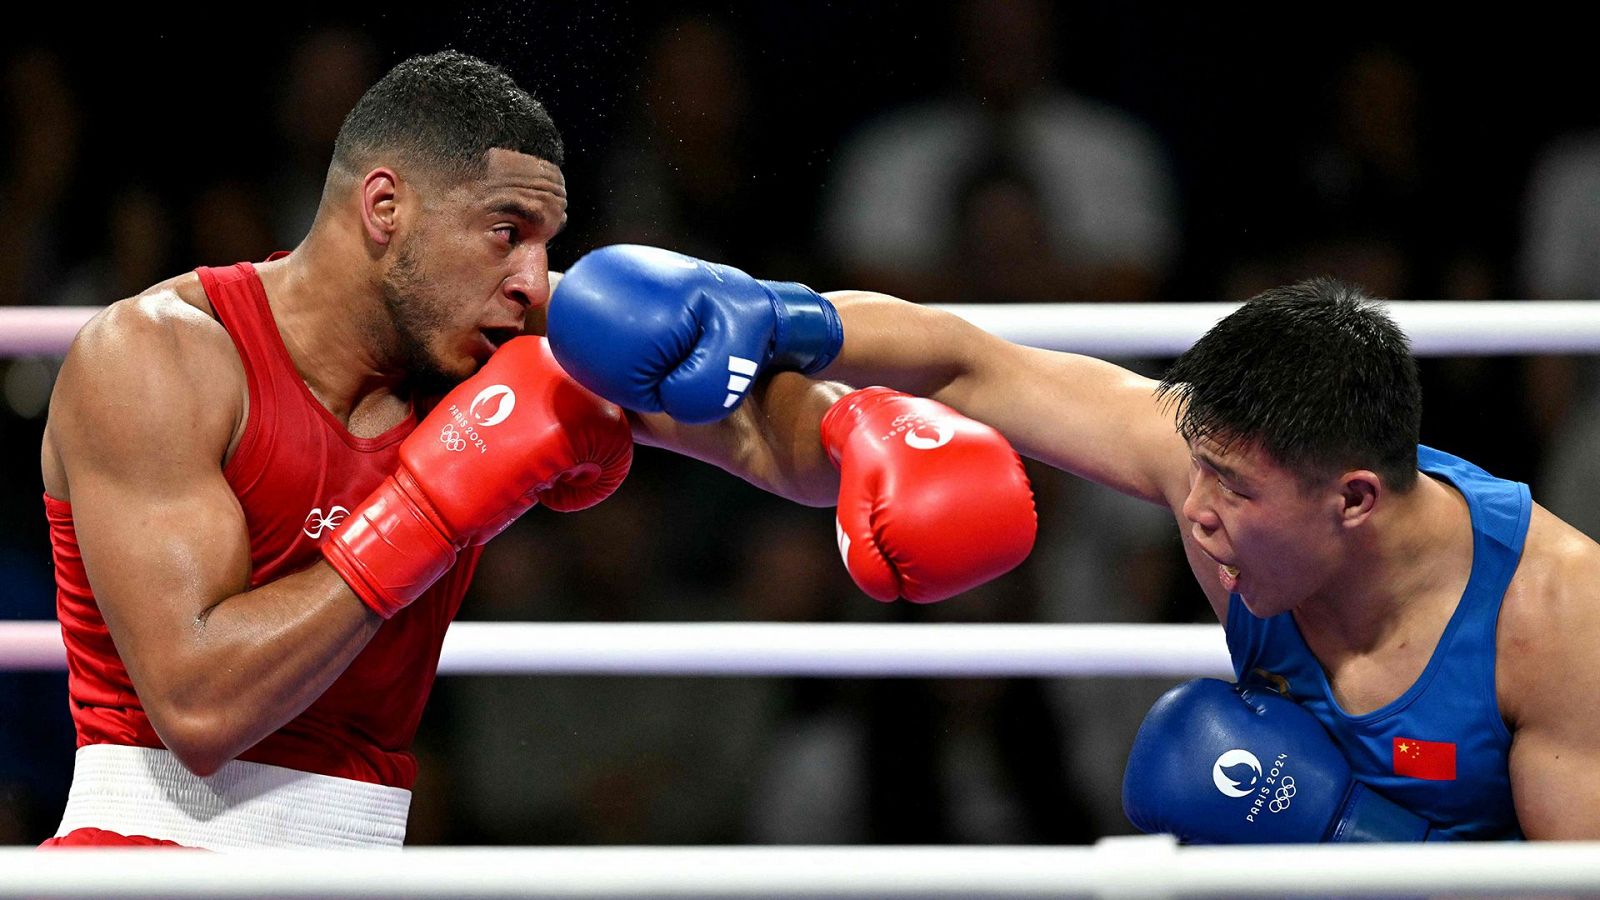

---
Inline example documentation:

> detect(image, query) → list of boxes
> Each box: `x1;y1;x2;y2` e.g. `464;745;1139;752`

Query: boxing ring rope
0;621;1234;677
6;838;1600;897
11;301;1600;357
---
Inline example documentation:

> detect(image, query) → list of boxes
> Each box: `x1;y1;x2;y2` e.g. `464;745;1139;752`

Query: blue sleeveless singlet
1225;445;1526;840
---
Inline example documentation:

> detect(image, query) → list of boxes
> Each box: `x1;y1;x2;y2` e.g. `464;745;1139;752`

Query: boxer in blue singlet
544;259;1600;841
817;277;1598;841
1214;446;1525;840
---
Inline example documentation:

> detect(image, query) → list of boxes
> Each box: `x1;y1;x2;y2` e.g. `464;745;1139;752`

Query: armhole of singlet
195;265;267;486
1483;483;1531;746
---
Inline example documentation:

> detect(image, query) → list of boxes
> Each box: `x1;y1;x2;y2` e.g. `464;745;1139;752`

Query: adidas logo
723;356;760;409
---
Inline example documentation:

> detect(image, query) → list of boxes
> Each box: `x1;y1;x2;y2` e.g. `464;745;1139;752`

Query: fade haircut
1156;277;1421;491
330;50;564;188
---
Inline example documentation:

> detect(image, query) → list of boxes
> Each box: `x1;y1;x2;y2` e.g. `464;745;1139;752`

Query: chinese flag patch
1393;737;1457;781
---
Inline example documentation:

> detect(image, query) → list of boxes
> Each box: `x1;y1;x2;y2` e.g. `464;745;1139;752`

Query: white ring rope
5;838;1600;897
0;621;1233;677
0;307;93;356
935;301;1600;356
8;302;1600;357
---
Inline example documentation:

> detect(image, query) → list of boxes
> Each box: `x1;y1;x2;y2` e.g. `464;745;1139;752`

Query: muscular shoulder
70;276;240;396
76;269;214;341
45;276;246;494
1497;504;1600;728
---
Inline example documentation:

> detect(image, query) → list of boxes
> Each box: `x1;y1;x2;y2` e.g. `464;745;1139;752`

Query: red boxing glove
324;336;633;618
822;387;1036;603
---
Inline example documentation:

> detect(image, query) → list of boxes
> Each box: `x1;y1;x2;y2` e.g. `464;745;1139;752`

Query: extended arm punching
545;250;1188;513
547;245;1037;603
820;290;1193;509
541;244;1475;845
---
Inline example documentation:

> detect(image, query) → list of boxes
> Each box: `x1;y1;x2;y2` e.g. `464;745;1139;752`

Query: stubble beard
378;237;462;399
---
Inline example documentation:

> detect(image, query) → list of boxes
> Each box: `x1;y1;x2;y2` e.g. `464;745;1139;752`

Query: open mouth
1219;564;1240;592
1198;544;1241;592
480;327;521;351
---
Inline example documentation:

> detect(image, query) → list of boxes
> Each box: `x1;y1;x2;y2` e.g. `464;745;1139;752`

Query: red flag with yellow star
1393;737;1456;780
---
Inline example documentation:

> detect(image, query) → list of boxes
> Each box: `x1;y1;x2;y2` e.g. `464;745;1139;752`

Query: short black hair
331;50;563;186
1156;277;1421;491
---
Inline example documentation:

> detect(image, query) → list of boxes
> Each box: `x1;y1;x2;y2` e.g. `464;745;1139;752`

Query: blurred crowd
4;2;1599;846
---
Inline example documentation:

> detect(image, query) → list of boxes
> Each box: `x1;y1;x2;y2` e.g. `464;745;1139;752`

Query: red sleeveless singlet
45;257;481;788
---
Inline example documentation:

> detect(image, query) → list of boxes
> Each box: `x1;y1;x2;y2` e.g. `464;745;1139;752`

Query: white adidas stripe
724;355;761;407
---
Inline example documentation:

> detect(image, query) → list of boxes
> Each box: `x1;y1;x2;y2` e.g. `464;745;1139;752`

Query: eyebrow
1194;449;1248;487
489;201;567;236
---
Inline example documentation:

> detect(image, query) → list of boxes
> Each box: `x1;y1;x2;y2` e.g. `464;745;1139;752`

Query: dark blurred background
4;1;1599;845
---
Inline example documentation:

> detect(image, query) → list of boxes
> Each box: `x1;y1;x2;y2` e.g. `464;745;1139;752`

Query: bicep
939;333;1191;507
50;306;250;692
67;456;254;682
826;291;1191;506
953;338;1229;617
1501;542;1600;839
1509;723;1600;839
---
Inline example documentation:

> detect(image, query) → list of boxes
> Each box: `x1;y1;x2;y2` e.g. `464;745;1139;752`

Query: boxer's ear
1336;469;1381;528
360;168;401;246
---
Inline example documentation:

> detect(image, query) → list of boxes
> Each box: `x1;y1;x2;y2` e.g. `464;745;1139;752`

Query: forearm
151;562;381;775
630;372;846;508
821;289;1080;446
819;291;979;403
740;372;849;506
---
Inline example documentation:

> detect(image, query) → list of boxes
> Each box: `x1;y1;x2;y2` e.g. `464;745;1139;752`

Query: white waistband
56;744;411;851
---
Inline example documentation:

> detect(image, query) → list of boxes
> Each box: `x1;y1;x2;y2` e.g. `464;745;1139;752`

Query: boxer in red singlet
35;51;1035;850
33;52;840;851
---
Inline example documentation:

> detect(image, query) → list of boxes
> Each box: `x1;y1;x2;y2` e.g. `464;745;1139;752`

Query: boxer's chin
1236;591;1272;619
408;341;472;396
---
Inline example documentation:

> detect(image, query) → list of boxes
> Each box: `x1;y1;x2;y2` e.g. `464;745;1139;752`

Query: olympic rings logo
1268;776;1296;813
440;425;467;452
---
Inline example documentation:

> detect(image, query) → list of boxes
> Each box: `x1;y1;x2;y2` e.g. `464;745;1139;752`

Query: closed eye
1192;452;1248;499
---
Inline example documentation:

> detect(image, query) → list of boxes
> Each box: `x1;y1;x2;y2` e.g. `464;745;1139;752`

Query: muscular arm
627;371;847;508
819;291;1192;506
44;296;381;776
819;290;1233;616
1501;513;1600;838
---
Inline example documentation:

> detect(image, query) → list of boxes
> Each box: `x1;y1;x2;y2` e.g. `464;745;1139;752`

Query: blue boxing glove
546;245;843;424
1122;678;1438;843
